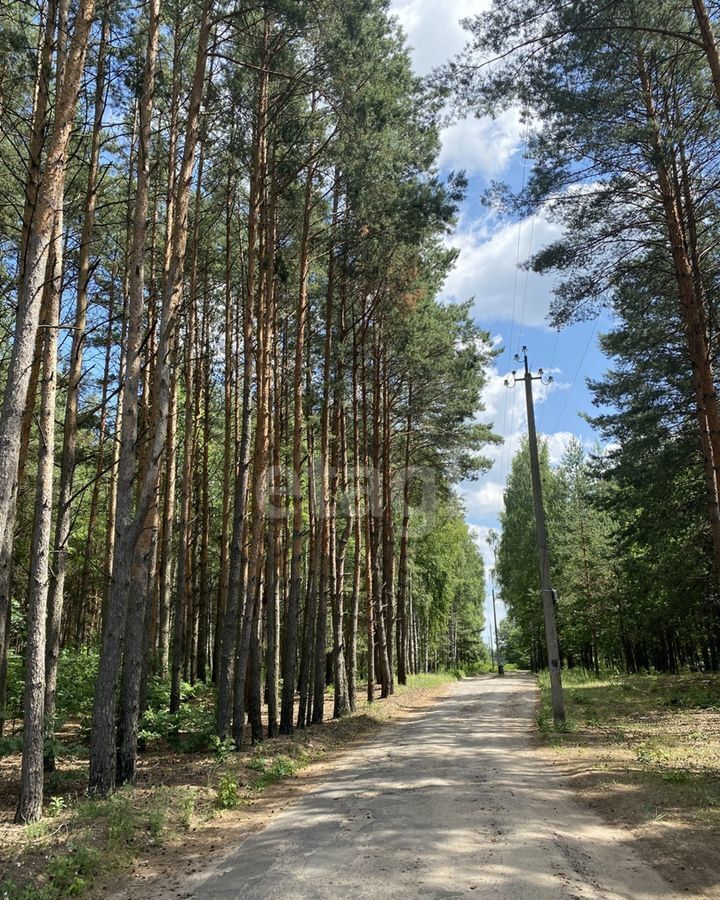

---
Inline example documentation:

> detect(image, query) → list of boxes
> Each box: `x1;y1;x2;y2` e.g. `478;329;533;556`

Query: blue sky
391;0;612;633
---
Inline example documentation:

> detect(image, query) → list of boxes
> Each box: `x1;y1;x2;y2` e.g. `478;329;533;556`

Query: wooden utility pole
491;588;503;675
508;347;565;724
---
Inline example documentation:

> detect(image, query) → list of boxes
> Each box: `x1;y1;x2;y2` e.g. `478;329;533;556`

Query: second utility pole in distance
507;347;565;724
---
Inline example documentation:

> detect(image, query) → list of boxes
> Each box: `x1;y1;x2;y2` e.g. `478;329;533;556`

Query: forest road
192;674;682;900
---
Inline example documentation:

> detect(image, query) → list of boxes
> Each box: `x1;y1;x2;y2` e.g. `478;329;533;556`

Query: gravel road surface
192;674;681;899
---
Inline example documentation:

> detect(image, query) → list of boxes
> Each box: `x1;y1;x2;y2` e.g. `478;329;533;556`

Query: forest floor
0;673;454;899
119;673;715;899
538;670;720;897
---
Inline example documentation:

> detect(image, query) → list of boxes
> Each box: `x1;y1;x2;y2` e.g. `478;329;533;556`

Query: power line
550;318;599;435
538;327;560;432
495;117;532;523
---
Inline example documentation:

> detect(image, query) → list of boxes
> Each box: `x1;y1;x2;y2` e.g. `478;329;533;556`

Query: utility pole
488;622;495;668
487;533;504;676
507;347;565;724
492;587;503;675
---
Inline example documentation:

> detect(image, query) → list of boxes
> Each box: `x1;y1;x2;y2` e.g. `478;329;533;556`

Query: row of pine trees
0;0;494;823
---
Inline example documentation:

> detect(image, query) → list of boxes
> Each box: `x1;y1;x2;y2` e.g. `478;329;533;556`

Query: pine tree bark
44;12;110;768
233;103;273;746
157;351;178;677
88;0;162;796
75;278;117;644
0;0;58;734
16;217;62;823
115;1;214;782
0;277;41;736
265;295;282;736
214;165;236;682
381;349;395;692
279;151;315;734
170;142;205;710
0;0;95;551
638;51;720;577
347;315;363;711
197;282;212;682
311;179;340;725
691;0;720;104
215;209;255;739
332;397;351;718
360;311;375;703
371;327;392;697
396;394;412;686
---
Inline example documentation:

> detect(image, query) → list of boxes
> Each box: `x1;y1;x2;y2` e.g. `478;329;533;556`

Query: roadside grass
0;671;454;899
537;669;720;837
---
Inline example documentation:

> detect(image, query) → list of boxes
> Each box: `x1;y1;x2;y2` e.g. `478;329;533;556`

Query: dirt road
191;674;684;899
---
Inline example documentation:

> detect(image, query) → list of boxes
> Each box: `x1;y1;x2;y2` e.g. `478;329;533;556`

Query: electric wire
550;317;599;435
495;118;531;524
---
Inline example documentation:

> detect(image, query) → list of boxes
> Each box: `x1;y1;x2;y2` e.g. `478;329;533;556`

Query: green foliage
146;807;166;840
47;797;66;818
2;842;103;900
1;654;23;725
45;845;102;897
139;680;215;752
23;820;49;842
180;794;196;830
54;650;99;723
411;498;487;669
1;880;53;900
0;733;23;758
449;0;720;676
247;754;297;791
463;661;494;676
210;735;235;763
215;775;239;810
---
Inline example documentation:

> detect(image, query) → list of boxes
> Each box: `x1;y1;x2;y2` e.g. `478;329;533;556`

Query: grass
0;671;455;899
536;669;720;892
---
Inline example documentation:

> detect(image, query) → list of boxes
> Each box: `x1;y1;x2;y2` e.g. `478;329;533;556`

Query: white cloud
468;522;497;571
462;481;505;520
391;0;486;75
391;1;522;179
545;431;582;466
457;358;579;534
438;108;524;177
442;214;563;327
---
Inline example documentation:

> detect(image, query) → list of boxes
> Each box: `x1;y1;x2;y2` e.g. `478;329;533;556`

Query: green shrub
0;733;23;758
1;653;24;721
662;769;690;784
180;794;196;830
147;807;166;840
211;735;235;763
139;701;215;752
216;775;239;809
47;796;66;818
247;755;297;790
55;650;99;724
1;879;53;900
46;843;101;896
463;661;493;676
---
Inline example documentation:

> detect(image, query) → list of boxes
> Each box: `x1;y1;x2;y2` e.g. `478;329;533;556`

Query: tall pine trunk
16;219;62;823
44;13;110;769
0;0;96;550
279;150;314;734
88;0;162;796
